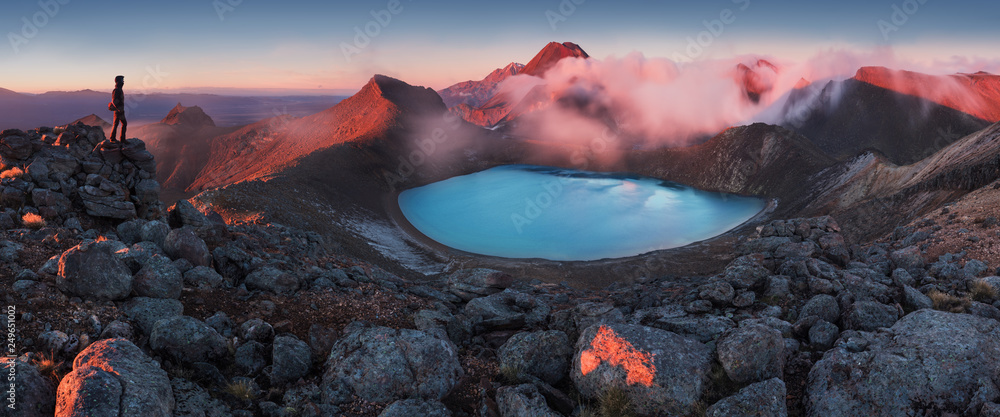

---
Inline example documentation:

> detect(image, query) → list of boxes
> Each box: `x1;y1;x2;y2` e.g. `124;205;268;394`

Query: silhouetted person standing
109;75;127;142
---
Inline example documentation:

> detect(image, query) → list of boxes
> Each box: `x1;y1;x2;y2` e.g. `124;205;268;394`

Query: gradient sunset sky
2;0;999;94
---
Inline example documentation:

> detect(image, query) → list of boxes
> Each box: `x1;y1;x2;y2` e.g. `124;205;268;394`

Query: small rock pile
0;123;163;228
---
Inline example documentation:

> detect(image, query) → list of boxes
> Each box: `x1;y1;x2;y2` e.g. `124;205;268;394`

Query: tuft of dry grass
21;212;46;229
969;281;998;302
223;379;256;401
169;366;196;380
599;386;635;417
31;352;64;383
928;290;971;313
499;364;524;385
1;167;24;180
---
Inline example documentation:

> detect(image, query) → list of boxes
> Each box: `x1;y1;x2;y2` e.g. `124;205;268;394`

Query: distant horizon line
4;86;358;97
4;62;999;98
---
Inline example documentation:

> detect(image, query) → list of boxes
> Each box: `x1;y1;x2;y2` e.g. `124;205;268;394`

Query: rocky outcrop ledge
0;123;163;227
3;123;1000;416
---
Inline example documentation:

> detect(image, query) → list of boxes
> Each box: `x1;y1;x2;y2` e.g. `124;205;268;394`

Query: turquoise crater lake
397;165;765;261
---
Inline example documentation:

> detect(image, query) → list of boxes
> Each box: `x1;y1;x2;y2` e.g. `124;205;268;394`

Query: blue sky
1;0;998;94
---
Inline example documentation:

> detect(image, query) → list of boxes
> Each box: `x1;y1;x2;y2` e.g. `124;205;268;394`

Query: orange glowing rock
580;325;656;387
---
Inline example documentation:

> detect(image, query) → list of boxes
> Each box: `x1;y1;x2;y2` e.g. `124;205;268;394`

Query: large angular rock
446;268;513;301
163;227;211;267
571;302;626;336
271;335;311;386
774;241;817;259
799;294;840;324
571;323;712;416
902;286;933;311
245;267;300;295
238;318;274;343
707;378;787;417
56;239;133;301
464;289;550;331
149;316;227;364
167;199;210;229
698;280;736;306
842;301;899;331
122;297;184;336
30;188;72;217
170;377;232;417
235;340;268;376
889;246;925;270
184;266;225;289
807;310;1000;416
55;367;122;417
134;179;160;205
649;315;735;343
99;320;135;341
116;241;167;274
320;324;463;404
716;324;785;383
497;330;573;385
379;399;452;417
0;134;32;160
0;357;56;417
139;220;170;248
837;272;892;303
721;254;772;289
495;384;561;417
133;254;183;299
78;176;137;219
212;243;252;284
56;338;173;417
116;219;146;245
808;320;839;351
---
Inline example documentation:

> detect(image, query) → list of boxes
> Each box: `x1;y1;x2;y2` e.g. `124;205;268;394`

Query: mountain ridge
187;74;447;192
521;41;589;77
853;66;1000;122
438;62;524;108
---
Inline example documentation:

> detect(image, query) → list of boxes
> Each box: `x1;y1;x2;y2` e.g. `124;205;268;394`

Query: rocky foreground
3;124;1000;417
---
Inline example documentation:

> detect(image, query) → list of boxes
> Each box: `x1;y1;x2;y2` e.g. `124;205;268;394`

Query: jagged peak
71;114;110;127
356;74;445;114
483;62;524;84
521;42;590;77
161;103;215;127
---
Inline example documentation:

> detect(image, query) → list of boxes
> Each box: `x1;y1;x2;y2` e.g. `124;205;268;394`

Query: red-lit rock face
853;66;1000;122
579;325;656;386
521;42;590;77
736;59;779;104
